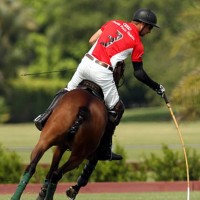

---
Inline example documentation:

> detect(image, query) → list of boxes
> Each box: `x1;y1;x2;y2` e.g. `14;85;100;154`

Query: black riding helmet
133;8;160;28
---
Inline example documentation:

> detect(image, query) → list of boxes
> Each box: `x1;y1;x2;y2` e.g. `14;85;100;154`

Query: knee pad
108;100;125;126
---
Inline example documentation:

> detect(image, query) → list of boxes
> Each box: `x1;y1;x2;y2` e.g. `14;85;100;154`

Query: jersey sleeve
131;42;144;62
100;21;112;31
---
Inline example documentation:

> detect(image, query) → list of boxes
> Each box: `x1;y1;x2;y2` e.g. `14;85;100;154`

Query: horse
11;80;110;200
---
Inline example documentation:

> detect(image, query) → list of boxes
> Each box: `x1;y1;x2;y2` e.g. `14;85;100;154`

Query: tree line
0;0;199;122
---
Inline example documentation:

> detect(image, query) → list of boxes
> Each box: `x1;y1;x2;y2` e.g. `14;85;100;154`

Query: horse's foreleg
10;167;34;200
66;157;98;200
11;141;48;200
36;146;67;200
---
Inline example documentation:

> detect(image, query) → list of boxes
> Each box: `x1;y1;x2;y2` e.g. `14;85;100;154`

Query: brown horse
11;80;108;200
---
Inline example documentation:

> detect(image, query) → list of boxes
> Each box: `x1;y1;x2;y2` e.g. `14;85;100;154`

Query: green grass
0;108;200;199
0;123;52;163
2;192;200;200
0;107;199;163
121;106;171;122
114;120;200;162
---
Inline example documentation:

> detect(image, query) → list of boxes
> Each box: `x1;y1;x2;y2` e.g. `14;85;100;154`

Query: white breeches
66;55;119;109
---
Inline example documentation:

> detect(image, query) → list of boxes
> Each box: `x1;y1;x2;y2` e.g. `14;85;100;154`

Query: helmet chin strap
139;24;146;36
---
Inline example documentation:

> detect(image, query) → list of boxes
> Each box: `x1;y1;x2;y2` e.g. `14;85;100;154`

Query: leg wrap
11;172;32;200
11;162;36;200
51;170;62;184
45;182;57;200
44;170;62;200
77;159;98;187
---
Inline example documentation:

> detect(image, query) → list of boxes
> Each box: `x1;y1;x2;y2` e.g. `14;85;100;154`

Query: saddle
34;80;104;131
77;80;104;101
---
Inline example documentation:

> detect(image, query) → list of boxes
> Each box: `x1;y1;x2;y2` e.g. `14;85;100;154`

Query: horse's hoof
36;194;45;200
66;186;78;200
36;189;46;200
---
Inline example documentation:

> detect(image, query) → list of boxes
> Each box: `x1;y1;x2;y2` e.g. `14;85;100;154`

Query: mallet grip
163;93;169;104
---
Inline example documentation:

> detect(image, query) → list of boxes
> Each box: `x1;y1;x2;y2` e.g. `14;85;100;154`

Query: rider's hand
155;84;165;97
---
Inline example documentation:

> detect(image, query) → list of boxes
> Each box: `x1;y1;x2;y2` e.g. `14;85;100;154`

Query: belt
85;53;113;72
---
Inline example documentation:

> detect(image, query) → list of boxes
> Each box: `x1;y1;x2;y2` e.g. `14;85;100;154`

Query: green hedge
0;144;23;183
31;144;147;183
1;143;199;183
143;144;200;181
32;144;200;183
0;97;10;123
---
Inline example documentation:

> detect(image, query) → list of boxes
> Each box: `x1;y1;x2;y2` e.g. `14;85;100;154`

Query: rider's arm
132;61;160;90
89;29;102;45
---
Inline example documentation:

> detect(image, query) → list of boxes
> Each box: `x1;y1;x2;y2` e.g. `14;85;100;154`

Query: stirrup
33;111;50;131
33;114;44;131
33;114;43;123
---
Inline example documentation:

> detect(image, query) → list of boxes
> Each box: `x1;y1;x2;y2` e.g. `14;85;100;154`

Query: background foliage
2;142;200;183
144;144;200;181
171;68;200;120
0;144;22;183
0;0;200;122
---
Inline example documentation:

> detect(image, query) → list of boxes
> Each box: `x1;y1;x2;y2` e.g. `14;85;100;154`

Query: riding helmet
133;8;160;28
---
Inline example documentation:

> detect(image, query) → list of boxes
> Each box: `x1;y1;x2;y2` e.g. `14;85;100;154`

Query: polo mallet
163;93;190;200
20;68;75;76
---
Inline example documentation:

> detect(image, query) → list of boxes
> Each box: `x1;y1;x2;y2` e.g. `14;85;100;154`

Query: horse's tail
67;106;89;139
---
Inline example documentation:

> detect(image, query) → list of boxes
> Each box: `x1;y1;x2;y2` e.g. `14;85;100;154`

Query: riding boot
97;100;125;161
97;122;123;161
33;88;68;131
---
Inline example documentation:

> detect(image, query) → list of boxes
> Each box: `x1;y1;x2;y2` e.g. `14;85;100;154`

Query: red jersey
88;20;144;68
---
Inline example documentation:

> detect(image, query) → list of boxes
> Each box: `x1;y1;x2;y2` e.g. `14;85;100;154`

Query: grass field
0;107;199;163
1;192;200;200
0;107;200;199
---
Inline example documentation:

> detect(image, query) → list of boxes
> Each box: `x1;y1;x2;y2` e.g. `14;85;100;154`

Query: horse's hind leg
44;153;85;200
11;140;49;200
66;157;98;200
36;145;67;200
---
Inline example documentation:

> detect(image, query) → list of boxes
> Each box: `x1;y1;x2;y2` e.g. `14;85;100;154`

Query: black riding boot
97;100;125;161
33;88;68;131
97;122;123;161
